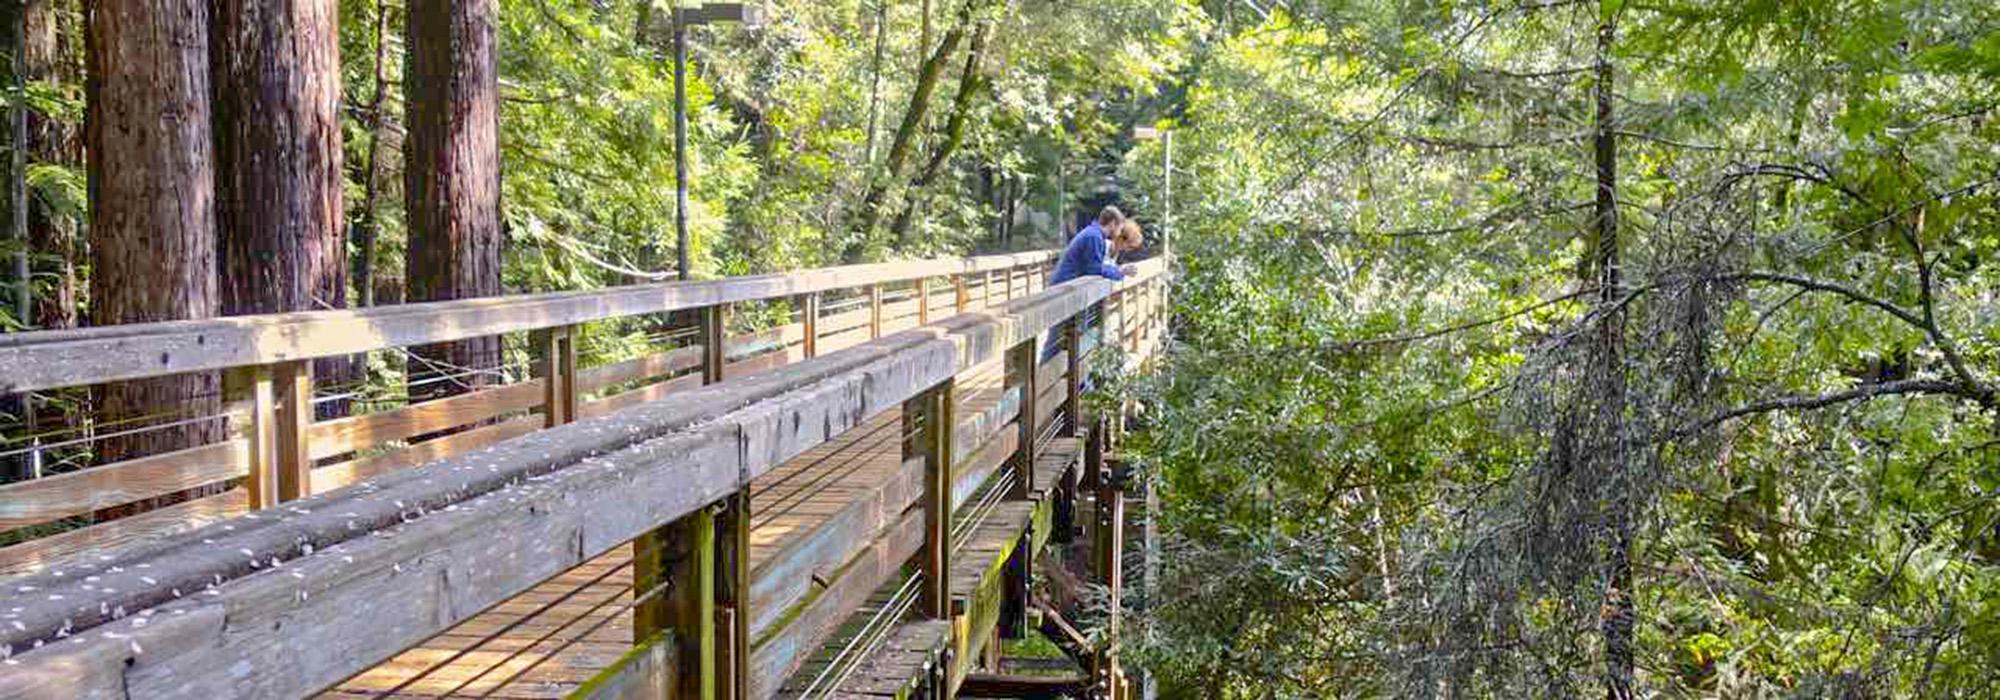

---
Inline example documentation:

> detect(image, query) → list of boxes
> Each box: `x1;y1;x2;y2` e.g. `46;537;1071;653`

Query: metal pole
673;10;692;281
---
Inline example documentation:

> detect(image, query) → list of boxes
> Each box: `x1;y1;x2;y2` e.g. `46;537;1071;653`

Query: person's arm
1086;232;1125;281
1097;256;1126;281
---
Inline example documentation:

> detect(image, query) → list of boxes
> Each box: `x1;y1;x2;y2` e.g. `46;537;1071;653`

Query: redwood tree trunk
86;0;223;463
403;0;502;401
212;0;352;418
23;0;77;332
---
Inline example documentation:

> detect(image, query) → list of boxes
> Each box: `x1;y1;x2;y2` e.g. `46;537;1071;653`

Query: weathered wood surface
748;509;923;700
746;365;1014;641
0;252;1058;393
0;273;1118;700
779;620;948;699
0;331;803;578
0;336;725;534
568;632;678;700
948;502;1037;689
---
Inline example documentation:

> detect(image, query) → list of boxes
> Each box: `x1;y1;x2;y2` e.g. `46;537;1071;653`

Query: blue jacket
1050;224;1124;285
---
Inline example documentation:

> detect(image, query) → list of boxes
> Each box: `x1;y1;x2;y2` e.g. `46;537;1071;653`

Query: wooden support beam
954;273;970;312
800;293;820;359
868;284;884;339
916;276;931;325
242;360;313;507
1061;318;1083;439
636;506;718;700
536;325;578;428
243;364;277;509
719;491;751;700
273;361;313;502
910;379;955;618
702;304;726;385
958;673;1092;698
1004;340;1037;500
1000;534;1029;640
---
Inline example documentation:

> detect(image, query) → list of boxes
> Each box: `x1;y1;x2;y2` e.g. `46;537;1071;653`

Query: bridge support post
719;490;751;700
1004;339;1037;499
917;276;930;325
636;506;717;700
909;378;955;619
800;293;820;359
243;359;313;508
535;325;577;428
954;273;969;312
868;284;883;339
702;304;726;384
1060;316;1083;440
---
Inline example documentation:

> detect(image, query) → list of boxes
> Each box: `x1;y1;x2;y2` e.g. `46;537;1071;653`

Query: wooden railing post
535;325;578;428
800;292;820;359
954;273;969;312
917;276;931;325
702;304;726;384
1060;316;1083;439
273;361;312;502
908;378;955;618
245;359;313;508
868;284;884;339
1004;340;1036;500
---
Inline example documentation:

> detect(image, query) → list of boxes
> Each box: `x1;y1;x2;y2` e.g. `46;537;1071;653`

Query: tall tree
212;0;350;416
891;16;992;246
353;0;394;308
403;0;502;400
1588;7;1632;699
845;0;974;261
86;0;223;462
22;0;77;331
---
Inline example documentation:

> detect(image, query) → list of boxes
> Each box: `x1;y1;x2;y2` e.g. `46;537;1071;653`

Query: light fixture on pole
671;3;762;281
1132;126;1172;261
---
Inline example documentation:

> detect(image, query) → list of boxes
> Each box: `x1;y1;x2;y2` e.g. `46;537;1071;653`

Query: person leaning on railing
1044;206;1144;363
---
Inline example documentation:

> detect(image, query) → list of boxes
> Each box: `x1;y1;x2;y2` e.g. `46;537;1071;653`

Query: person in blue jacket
1044;206;1142;362
1051;206;1140;286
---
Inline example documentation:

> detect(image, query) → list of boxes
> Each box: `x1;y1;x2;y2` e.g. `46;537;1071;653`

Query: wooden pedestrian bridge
0;250;1168;700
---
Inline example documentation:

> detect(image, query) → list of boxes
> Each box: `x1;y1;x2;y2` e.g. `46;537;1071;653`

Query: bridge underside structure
0;251;1167;700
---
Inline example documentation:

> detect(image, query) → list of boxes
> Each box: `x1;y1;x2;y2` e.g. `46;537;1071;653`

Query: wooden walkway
325;363;1011;699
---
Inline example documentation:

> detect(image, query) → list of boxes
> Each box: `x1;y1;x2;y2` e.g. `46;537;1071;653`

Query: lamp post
671;3;760;280
1132;126;1172;260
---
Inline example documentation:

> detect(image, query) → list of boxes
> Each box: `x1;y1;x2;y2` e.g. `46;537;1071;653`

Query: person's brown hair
1096;205;1124;227
1117;220;1144;249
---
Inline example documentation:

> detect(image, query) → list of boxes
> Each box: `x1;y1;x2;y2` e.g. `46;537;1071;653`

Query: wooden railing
0;252;1059;579
0;253;1168;700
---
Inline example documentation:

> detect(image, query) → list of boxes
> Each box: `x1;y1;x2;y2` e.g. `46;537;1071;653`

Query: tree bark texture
1592;10;1634;700
403;0;503;401
85;0;224;464
22;0;77;332
892;17;991;246
212;0;352;417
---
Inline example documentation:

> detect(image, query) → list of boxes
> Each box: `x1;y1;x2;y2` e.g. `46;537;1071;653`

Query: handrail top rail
0;250;1059;393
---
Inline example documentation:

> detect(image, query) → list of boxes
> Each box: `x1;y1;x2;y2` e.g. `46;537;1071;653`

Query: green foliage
1117;1;2000;697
